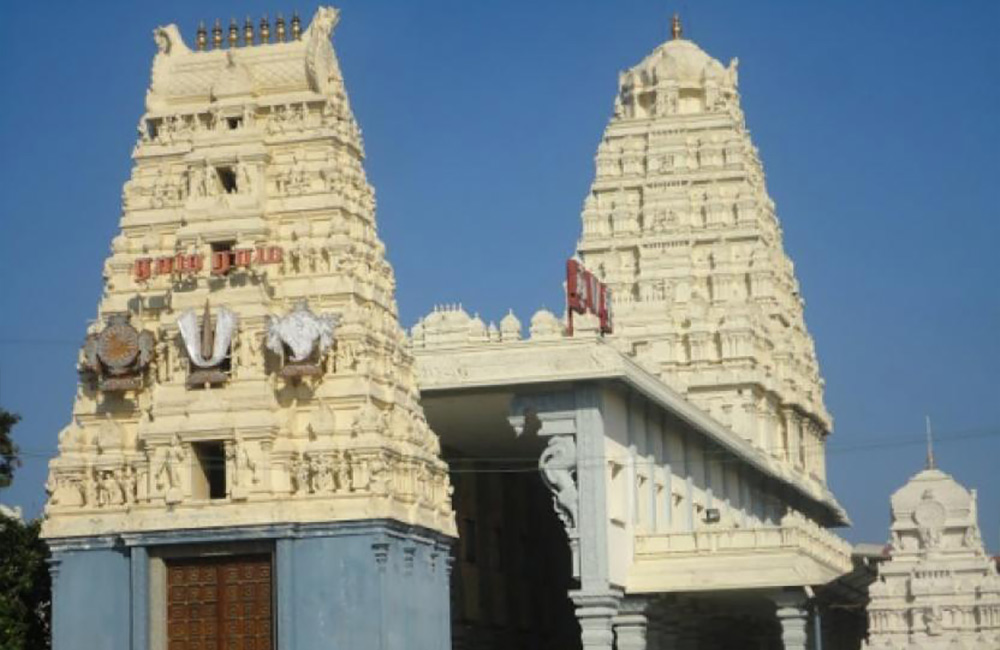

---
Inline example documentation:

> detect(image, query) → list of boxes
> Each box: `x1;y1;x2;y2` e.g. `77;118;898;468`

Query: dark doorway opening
448;450;581;650
192;441;227;500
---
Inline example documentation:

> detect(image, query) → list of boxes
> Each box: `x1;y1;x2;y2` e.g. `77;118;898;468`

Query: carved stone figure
290;453;311;494
156;435;186;504
538;435;579;530
333;451;351;493
914;490;947;552
227;438;258;499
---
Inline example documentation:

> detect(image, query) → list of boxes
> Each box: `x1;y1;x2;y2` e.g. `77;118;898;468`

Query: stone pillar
130;545;149;650
614;597;653;650
773;591;809;650
571;590;621;650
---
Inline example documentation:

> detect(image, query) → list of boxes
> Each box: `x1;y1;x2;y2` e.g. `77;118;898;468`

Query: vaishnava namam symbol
177;301;238;386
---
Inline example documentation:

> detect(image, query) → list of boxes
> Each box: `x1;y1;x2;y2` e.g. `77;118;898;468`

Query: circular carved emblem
97;319;139;372
913;495;947;529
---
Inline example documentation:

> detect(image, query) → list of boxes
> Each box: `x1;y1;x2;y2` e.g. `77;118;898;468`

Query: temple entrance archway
424;391;581;650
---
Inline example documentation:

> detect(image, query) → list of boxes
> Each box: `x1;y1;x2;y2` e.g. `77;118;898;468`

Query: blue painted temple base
49;520;453;650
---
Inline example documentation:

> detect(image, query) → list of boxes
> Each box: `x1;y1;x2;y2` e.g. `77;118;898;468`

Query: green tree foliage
0;517;51;649
0;408;51;649
0;409;21;489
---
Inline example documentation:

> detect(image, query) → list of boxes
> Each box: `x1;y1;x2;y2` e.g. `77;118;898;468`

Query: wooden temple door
166;554;274;650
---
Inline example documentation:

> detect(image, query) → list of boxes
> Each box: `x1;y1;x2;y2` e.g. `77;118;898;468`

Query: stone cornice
414;337;847;524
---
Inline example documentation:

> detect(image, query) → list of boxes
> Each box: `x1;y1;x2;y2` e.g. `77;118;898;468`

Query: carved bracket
508;392;582;577
539;435;579;531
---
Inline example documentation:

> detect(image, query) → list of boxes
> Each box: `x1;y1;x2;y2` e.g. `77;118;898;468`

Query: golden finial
228;18;239;48
196;22;207;51
260;15;271;44
212;19;223;50
244;16;254;46
275;14;287;42
671;13;683;40
291;12;302;40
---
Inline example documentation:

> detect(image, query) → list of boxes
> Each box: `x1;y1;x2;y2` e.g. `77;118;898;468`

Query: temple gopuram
42;8;454;650
411;15;854;650
41;8;910;650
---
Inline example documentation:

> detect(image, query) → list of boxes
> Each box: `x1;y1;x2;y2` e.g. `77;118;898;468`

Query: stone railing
634;511;852;572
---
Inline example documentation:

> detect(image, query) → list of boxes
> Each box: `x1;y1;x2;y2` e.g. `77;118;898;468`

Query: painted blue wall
51;547;132;650
49;522;453;650
280;526;452;650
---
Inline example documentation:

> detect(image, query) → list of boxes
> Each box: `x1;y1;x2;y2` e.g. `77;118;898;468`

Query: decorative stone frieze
42;7;454;541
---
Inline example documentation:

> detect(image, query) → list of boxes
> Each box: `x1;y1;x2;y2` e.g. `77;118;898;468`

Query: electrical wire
6;425;999;476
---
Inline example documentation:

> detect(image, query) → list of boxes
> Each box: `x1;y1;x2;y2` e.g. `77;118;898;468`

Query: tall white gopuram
410;17;851;650
42;9;454;649
576;17;830;481
865;457;1000;649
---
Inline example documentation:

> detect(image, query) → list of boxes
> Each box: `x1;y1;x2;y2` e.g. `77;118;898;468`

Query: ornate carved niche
265;300;339;379
913;489;947;553
81;313;156;392
177;301;238;387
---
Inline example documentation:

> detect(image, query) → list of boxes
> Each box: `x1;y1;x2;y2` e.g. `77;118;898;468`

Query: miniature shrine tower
576;16;831;483
42;8;455;649
865;459;1000;649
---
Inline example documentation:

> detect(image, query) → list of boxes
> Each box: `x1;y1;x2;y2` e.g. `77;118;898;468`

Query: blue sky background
0;1;997;551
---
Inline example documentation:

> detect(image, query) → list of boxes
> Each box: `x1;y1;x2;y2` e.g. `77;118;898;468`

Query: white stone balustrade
628;512;852;593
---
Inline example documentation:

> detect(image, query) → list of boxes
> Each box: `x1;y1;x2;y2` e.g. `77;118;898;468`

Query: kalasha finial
228;18;239;48
291;12;302;40
244;16;254;45
196;21;207;51
275;14;286;42
212;19;223;49
260;15;271;44
671;13;683;40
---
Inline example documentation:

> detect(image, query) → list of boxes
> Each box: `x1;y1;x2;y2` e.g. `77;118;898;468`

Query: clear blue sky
0;1;997;552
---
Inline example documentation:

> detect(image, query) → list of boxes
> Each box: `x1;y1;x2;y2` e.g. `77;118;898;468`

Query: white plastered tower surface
864;456;1000;649
42;7;455;539
576;19;831;479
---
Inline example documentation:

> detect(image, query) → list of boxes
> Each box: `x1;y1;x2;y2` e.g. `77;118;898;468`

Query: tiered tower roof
43;8;454;540
575;18;830;480
865;465;1000;649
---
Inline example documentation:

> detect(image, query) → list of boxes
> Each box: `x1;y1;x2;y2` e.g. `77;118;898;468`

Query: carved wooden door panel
167;554;273;650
